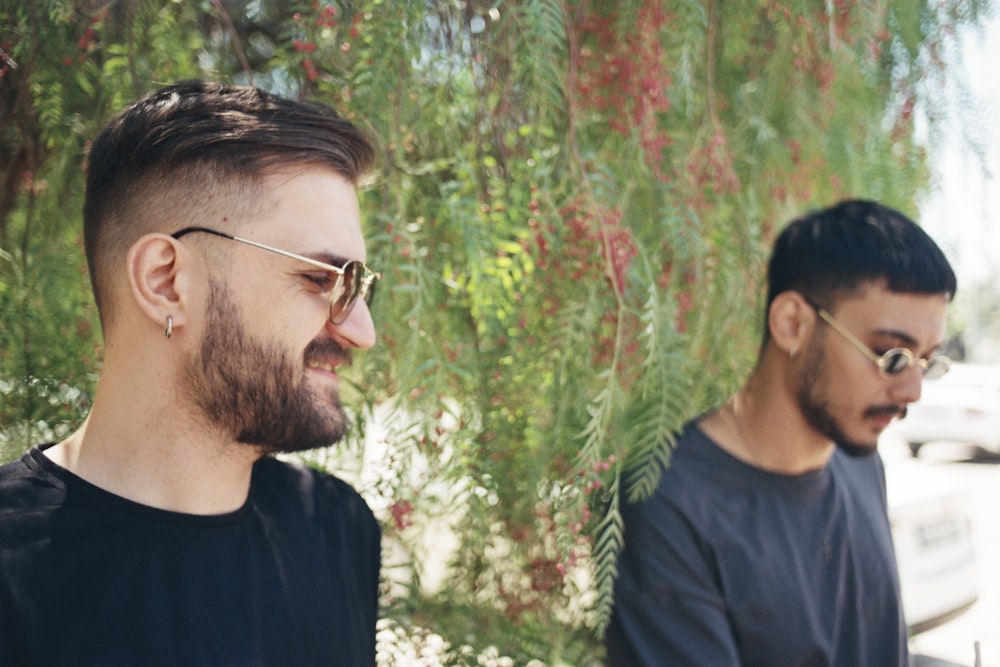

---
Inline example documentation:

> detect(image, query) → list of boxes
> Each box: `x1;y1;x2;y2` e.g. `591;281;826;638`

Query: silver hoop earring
164;315;173;339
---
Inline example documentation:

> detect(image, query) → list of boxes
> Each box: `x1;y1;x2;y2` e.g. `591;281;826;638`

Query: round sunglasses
171;226;379;325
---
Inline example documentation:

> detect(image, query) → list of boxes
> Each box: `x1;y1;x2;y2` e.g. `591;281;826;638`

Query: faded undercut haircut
762;198;957;345
83;80;376;329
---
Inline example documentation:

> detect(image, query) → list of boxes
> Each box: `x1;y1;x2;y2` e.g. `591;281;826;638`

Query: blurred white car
896;363;1000;458
887;460;979;634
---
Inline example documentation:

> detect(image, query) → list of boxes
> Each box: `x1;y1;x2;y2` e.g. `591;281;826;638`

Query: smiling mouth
306;360;340;373
304;339;351;376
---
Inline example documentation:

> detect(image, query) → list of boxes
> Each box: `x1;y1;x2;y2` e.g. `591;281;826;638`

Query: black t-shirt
607;423;909;667
0;445;380;666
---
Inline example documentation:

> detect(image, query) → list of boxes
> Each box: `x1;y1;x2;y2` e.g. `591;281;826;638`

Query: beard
181;279;349;454
794;334;894;459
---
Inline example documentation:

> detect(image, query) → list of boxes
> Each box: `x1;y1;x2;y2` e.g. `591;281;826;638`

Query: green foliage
0;210;98;461
0;0;991;662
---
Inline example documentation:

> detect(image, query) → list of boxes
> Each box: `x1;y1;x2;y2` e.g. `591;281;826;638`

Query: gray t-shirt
607;423;909;666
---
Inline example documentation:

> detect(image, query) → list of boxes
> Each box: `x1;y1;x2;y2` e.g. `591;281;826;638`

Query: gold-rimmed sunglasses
171;226;380;325
805;299;950;380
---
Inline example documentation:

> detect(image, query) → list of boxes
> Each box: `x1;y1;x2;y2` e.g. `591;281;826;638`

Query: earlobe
126;233;189;335
768;291;814;358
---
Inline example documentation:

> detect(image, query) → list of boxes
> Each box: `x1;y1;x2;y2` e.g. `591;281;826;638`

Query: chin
235;408;348;456
836;440;879;458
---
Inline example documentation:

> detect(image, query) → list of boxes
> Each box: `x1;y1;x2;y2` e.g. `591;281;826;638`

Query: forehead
242;168;365;261
833;282;950;346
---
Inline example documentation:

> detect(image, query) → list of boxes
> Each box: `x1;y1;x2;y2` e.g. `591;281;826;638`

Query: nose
327;300;377;350
888;364;923;406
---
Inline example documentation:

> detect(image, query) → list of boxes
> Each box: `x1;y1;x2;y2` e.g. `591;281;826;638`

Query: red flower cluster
292;39;317;53
573;3;674;179
532;201;636;306
0;44;15;79
316;3;338;28
389;499;414;531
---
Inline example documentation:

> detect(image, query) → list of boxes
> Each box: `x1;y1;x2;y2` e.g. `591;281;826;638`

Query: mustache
304;339;351;368
864;404;906;420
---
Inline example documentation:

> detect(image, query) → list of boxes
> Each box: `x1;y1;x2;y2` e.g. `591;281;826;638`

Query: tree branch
210;0;253;83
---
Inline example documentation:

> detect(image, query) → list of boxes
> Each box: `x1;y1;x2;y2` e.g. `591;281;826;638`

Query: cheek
243;282;323;341
265;314;319;353
819;342;883;399
826;372;888;417
801;345;860;411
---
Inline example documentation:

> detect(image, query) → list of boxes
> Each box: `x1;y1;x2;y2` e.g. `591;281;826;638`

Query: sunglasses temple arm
816;310;883;365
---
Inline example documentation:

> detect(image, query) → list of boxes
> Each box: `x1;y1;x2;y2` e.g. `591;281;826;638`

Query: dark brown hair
762;198;957;345
83;80;376;327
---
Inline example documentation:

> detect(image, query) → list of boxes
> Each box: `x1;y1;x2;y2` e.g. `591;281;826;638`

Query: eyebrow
872;327;946;357
871;328;919;348
302;251;351;268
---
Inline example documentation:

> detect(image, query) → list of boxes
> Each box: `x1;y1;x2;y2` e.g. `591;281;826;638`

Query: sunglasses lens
923;356;950;380
361;276;376;305
328;262;376;324
328;265;354;324
344;261;363;303
881;350;913;375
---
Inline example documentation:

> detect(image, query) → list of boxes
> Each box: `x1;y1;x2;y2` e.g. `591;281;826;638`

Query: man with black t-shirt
607;200;957;666
0;81;382;665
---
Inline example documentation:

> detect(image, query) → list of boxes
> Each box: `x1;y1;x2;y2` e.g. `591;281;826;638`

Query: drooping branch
210;0;254;83
706;0;721;127
124;0;141;98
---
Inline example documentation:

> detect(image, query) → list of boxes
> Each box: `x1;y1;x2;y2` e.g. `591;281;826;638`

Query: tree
1;0;990;661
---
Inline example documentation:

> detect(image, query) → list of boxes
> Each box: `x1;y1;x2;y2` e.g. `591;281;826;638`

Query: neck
47;379;260;515
701;373;836;475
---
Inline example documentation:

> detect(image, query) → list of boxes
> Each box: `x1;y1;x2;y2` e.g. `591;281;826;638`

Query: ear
125;233;193;336
767;291;816;358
